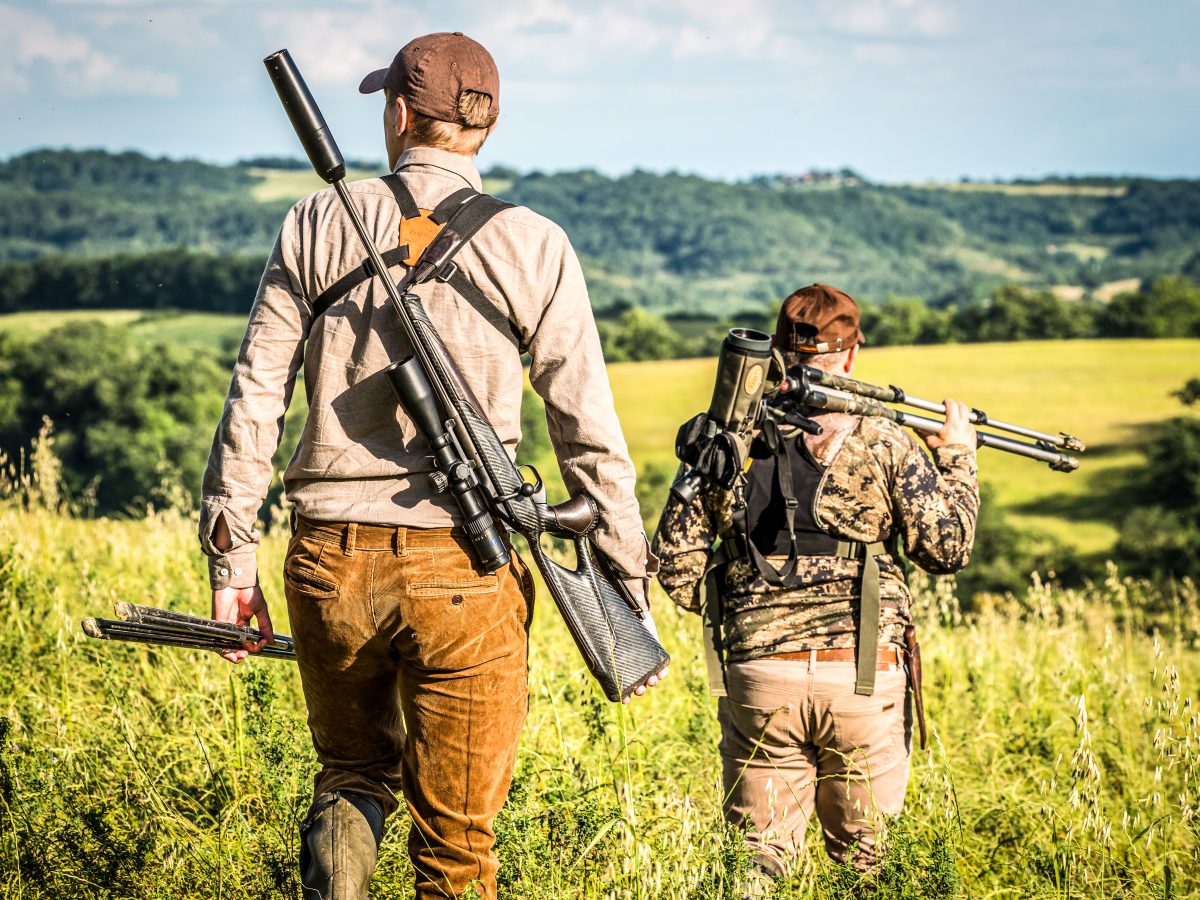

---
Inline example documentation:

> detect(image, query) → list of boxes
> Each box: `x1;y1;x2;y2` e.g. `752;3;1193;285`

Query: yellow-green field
610;340;1200;556
907;182;1127;197
0;315;1197;897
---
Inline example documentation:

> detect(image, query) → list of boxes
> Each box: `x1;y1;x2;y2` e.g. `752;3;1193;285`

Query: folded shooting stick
82;602;296;660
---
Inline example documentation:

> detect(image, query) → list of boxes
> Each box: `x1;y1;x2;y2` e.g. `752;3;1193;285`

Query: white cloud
821;0;958;39
258;4;431;86
1;3;179;96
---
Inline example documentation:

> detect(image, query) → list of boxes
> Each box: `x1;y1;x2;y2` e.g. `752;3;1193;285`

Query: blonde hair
392;89;494;155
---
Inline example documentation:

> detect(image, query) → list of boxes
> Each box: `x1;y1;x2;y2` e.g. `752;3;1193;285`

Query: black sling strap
308;174;524;350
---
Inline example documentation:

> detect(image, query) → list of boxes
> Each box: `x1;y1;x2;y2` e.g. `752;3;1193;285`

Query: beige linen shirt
200;147;651;589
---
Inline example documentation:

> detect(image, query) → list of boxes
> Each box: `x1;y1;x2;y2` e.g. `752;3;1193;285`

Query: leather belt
762;646;901;669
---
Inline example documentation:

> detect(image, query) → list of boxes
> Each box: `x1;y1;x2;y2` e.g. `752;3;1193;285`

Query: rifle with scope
261;50;668;703
672;328;1085;503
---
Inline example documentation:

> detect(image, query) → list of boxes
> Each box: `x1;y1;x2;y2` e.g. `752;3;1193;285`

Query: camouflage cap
774;283;866;354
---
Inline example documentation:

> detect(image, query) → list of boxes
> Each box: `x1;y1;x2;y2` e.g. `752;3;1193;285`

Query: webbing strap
430;187;478;223
742;421;801;587
842;539;885;695
416;194;515;262
445;268;525;351
307;177;518;348
311;245;409;321
381;173;420;219
700;541;737;697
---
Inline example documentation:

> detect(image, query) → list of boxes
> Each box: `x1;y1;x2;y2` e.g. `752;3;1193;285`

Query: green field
0;313;1197;896
0;310;246;351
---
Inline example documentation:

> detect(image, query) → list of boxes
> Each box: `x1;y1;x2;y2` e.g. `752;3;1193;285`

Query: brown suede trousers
284;515;534;900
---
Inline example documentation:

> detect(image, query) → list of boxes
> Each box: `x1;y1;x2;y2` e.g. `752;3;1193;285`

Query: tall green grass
0;454;1197;898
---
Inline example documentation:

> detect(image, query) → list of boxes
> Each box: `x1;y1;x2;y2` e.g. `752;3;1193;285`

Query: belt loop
289;507;298;535
807;649;816;672
394;526;407;557
342;523;357;557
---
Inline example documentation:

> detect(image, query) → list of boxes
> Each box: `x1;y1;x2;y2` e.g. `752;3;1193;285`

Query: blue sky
2;0;1197;182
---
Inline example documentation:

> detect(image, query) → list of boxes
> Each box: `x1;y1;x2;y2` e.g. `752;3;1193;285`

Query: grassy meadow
0;492;1197;898
1;314;1198;897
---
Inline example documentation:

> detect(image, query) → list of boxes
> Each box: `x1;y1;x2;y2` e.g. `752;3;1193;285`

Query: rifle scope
386;358;511;572
671;329;801;504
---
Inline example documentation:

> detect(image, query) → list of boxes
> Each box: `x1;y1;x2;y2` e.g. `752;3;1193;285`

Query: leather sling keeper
904;624;927;749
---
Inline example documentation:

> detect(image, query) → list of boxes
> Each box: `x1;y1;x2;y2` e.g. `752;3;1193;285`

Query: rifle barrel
800;366;1085;452
803;387;1080;472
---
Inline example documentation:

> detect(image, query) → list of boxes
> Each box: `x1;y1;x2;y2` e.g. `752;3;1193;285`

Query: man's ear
843;343;859;375
392;94;409;137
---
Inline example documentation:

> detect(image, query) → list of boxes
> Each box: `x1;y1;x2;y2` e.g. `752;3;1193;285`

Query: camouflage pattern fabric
653;414;979;662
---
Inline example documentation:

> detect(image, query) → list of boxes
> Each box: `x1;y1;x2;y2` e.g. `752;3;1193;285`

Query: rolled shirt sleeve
199;211;308;590
525;230;655;580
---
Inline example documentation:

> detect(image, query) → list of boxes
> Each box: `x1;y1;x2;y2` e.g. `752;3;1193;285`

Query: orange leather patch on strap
399;209;443;267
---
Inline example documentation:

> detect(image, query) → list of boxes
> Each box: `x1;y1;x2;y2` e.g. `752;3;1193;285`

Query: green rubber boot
299;791;385;900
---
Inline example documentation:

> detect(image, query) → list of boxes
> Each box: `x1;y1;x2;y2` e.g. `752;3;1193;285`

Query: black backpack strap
309;178;519;347
741;419;800;587
381;173;420;219
311;246;409;321
430;186;479;223
443;268;526;352
416;194;516;273
413;193;522;350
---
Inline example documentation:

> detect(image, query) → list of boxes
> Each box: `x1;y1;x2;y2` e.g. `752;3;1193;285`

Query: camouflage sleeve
650;473;716;614
892;440;980;574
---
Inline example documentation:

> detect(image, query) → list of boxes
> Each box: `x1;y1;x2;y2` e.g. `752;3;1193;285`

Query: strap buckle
435;261;458;284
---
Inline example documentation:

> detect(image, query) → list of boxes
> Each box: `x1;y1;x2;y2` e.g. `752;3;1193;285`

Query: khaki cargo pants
719;654;912;874
284;515;534;900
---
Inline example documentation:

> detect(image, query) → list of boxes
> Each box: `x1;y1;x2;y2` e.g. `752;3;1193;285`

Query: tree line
599;276;1200;361
5;150;1200;317
2;248;1198;360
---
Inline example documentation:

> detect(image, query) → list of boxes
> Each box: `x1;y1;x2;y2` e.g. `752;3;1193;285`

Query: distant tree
1097;276;1200;338
1174;378;1200;406
1114;380;1200;579
0;322;226;513
598;308;685;362
955;285;1091;343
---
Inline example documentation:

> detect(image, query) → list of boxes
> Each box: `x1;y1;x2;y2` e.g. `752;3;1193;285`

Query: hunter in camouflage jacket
653;411;979;662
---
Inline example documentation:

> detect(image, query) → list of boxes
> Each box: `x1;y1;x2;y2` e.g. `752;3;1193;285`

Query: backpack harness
309;173;525;352
699;416;897;697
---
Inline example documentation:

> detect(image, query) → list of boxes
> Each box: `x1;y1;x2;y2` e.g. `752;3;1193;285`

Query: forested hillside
3;149;1199;318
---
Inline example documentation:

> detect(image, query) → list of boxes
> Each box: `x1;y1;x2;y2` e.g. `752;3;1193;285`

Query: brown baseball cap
774;283;866;353
358;32;499;126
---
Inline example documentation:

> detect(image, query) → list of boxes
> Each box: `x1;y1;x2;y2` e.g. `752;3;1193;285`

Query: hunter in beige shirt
200;147;652;589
